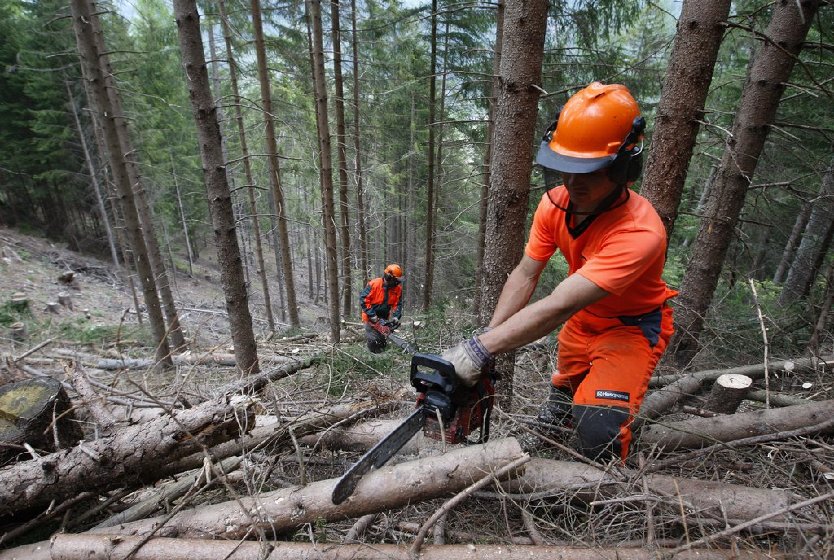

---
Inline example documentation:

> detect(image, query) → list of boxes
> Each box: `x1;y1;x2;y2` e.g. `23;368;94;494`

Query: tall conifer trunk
173;0;259;374
306;0;341;342
350;0;369;284
671;0;820;366
70;0;172;367
480;0;548;405
85;1;186;351
251;0;300;327
218;0;275;332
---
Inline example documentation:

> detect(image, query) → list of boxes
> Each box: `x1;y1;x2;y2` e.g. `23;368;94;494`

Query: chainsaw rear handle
410;354;459;422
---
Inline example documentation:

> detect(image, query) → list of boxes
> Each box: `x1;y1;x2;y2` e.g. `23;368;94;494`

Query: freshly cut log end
703;373;753;414
0;377;83;461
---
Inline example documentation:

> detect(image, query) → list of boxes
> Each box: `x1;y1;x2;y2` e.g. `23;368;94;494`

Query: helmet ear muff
607;116;646;185
542;108;562;142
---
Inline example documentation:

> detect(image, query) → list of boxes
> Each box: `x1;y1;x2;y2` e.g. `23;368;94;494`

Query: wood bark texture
86;0;186;351
250;0;299;326
671;0;821;365
218;0;275;332
499;457;794;523
779;156;834;304
37;534;775;560
640;0;732;238
173;0;259;374
641;356;830;421
306;0;341;342
69;0;172;366
0;396;256;517
638;398;834;450
480;0;548;404
92;437;524;539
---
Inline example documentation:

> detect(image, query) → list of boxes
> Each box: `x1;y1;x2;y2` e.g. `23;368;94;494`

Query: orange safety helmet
384;263;403;278
536;82;645;182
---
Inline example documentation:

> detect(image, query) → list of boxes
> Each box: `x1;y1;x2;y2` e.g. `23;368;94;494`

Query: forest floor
0;227;832;558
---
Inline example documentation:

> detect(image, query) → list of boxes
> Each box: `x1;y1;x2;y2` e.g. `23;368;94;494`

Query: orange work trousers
551;304;674;462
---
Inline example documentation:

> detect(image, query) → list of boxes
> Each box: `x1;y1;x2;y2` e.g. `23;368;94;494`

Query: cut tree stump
0;395;257;517
639;356;832;424
44;302;60;314
57;292;73;310
638;398;834;451
9;322;27;342
9;292;28;312
703;373;753;414
0;377;83;461
92;437;526;539
58;270;75;285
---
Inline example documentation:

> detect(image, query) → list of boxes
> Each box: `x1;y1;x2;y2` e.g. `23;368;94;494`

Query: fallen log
17;534;775;560
498;458;795;523
640;355;832;422
161;400;400;477
648;356;831;389
47;349;301;371
638;399;834;451
92;437;525;539
0;395;256;517
298;418;425;455
745;389;809;407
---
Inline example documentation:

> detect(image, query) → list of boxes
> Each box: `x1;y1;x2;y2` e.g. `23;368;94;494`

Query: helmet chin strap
546;183;630;238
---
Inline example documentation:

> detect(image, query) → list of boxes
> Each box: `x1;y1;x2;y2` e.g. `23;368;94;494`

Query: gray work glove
441;336;493;387
368;315;379;323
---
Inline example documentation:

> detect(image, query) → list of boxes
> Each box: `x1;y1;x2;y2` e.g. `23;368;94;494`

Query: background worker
359;264;404;353
442;82;677;463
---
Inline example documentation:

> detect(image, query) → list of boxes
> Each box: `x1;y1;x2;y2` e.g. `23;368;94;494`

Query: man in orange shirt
442;82;677;462
360;264;404;353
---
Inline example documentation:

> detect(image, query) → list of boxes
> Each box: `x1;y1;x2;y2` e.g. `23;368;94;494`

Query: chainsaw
331;353;494;504
370;318;419;354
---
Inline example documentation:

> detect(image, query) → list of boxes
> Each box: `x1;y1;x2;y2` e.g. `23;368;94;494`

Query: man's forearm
488;266;539;327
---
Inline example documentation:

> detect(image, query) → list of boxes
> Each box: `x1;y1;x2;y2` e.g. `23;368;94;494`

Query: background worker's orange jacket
359;277;402;323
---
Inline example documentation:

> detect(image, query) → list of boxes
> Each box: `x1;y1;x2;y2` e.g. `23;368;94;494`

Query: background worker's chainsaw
331;353;495;504
370;318;418;354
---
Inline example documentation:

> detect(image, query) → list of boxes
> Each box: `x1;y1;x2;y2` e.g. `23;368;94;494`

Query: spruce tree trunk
480;0;548;404
773;201;811;284
473;1;503;320
251;0;300;327
422;0;438;312
350;0;370;284
306;0;341;342
66;82;120;271
173;0;259;374
779;157;834;305
671;0;820;366
639;0;732;239
331;0;353;318
70;0;172;367
172;156;195;278
219;0;275;332
84;0;186;351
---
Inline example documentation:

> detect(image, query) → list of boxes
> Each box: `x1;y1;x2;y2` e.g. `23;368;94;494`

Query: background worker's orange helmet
384;263;403;278
536;82;645;178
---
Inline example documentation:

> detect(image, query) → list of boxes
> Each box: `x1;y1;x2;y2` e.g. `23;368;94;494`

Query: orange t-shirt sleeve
576;229;665;296
524;195;559;262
